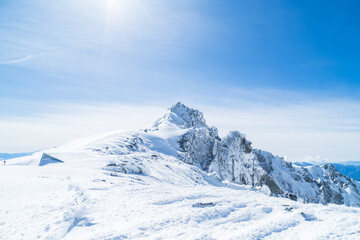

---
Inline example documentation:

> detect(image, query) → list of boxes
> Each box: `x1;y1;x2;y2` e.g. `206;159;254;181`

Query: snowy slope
2;160;360;239
2;102;360;239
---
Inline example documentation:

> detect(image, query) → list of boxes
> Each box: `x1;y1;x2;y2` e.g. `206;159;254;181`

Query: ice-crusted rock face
208;131;265;187
178;127;219;170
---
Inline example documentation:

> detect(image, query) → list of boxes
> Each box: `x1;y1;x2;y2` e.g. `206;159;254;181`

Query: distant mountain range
295;161;360;181
0;152;34;160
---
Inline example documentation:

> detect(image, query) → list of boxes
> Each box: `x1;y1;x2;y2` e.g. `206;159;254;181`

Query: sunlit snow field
1;161;360;239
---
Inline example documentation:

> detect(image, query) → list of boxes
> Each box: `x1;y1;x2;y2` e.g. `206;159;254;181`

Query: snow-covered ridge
255;150;360;206
8;102;360;207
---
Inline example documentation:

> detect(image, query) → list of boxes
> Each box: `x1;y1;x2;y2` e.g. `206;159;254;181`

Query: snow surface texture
2;166;360;240
2;102;360;239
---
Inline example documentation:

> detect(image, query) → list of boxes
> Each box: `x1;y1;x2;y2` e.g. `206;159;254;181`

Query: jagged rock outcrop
208;131;265;187
178;127;218;170
163;103;264;185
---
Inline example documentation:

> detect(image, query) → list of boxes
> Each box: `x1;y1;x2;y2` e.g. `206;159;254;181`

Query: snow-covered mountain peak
153;102;208;129
7;103;360;208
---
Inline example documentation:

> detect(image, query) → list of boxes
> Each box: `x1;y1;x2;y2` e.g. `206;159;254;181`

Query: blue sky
1;0;360;162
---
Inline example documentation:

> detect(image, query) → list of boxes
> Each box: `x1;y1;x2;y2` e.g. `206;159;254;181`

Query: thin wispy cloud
0;55;33;65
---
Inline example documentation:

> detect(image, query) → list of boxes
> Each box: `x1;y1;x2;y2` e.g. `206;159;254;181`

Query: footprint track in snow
52;177;96;239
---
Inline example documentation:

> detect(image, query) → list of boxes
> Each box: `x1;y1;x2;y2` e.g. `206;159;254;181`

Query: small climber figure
3;160;5;165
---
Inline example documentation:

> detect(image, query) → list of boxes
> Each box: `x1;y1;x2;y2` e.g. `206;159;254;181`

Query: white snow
1;163;360;239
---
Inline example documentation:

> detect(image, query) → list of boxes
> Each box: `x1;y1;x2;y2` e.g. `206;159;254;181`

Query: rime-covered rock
254;150;360;206
178;127;218;170
208;131;265;187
